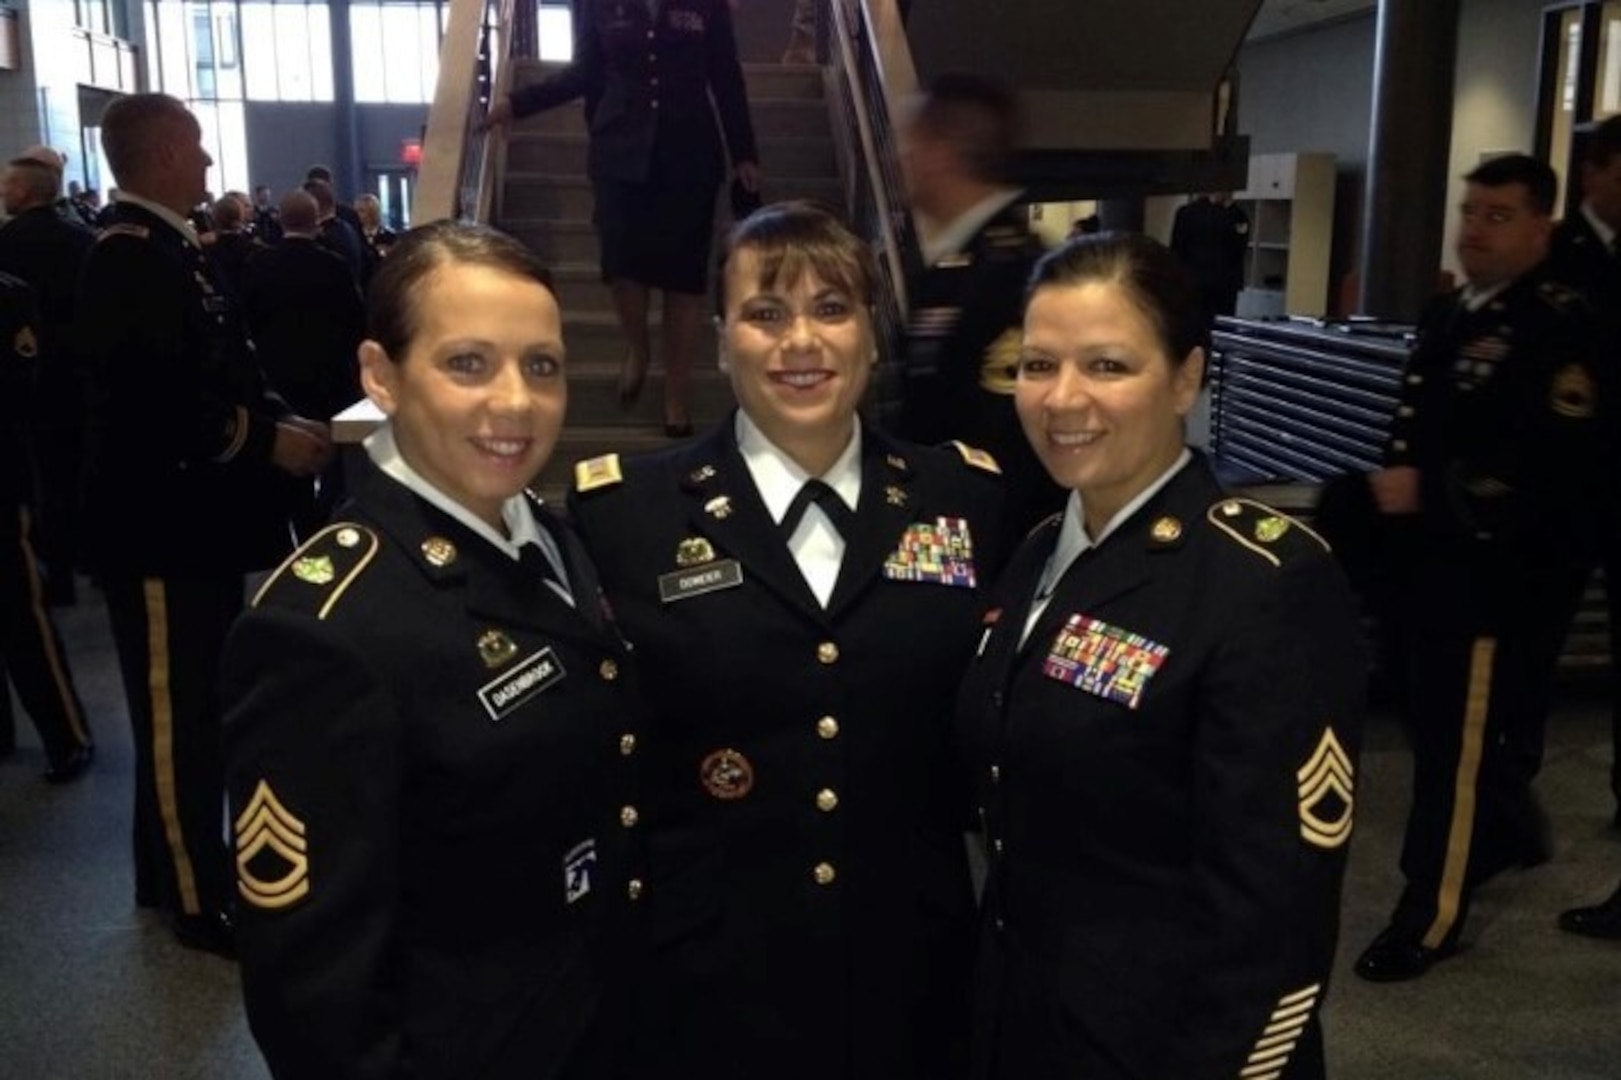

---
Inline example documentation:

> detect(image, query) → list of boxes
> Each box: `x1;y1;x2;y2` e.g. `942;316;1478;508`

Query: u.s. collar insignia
14;326;38;358
1254;516;1290;543
477;629;519;669
1298;726;1354;849
705;495;734;520
676;537;716;567
292;555;335;585
421;537;457;567
1551;363;1596;419
886;454;908;471
234;780;310;911
700;748;755;800
689;464;717;484
885;485;907;507
1150;516;1182;544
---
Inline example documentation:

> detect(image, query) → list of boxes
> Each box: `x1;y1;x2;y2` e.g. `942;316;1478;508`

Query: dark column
1358;0;1461;320
328;0;362;198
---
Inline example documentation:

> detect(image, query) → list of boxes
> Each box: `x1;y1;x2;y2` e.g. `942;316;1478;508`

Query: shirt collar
1582;201;1617;249
735;410;863;522
920;187;1025;267
364;422;544;560
1046;449;1194;583
112;191;201;249
1459;278;1514;312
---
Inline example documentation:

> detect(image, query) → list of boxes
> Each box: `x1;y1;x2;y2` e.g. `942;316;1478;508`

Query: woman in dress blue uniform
568;202;1002;1079
220;222;642;1080
487;0;759;436
957;234;1364;1080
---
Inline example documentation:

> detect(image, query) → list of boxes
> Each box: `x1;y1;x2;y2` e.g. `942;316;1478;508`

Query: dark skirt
592;177;721;295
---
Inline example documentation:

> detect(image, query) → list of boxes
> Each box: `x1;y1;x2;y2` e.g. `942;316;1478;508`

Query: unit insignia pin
705;496;733;520
292;555;335;585
699;748;755;800
676;537;716;567
477;630;519;669
421;536;458;567
886;485;907;507
1255;516;1290;543
689;464;717;483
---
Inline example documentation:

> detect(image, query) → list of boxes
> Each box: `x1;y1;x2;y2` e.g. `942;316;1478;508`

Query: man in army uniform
79;93;331;956
897;74;1063;539
1170;192;1250;320
1355;154;1611;982
0;269;94;781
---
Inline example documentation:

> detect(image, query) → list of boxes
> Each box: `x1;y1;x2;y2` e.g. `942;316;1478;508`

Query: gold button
817;716;839;740
599;658;619;681
620;805;640;828
816;788;839;812
812;862;836;886
627;878;644;900
817;642;839;665
619;733;637;756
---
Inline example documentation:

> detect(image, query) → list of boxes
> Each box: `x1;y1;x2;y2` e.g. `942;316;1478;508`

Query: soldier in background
1170;192;1250;321
1354;154;1611;982
0;152;95;605
79;93;331;957
0;270;94;782
897;73;1063;539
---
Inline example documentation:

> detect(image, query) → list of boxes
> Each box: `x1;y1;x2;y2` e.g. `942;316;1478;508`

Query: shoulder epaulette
574;453;624;493
949;440;1002;475
97;223;150;242
1205;498;1329;568
251;523;380;619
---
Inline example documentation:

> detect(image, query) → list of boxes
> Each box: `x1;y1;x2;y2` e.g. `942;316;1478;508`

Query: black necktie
779;479;854;540
519;541;569;596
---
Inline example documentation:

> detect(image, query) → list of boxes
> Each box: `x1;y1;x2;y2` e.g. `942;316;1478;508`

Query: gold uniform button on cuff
599;659;620;681
620;806;640;828
816;789;839;812
627;879;644;900
619;734;637;756
813;862;836;885
817;642;839;664
817;716;839;739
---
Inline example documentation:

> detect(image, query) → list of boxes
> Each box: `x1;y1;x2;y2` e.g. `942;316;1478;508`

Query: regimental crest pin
705;495;734;520
885;485;907;507
477;629;518;669
688;464;717;484
700;748;755;800
292;555;335;585
676;537;716;567
421;536;458;567
1255;516;1290;543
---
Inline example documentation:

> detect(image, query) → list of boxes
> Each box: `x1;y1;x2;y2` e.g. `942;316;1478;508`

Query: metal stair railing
824;0;922;426
414;0;521;226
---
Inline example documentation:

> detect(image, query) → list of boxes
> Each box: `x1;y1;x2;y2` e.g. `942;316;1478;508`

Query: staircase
496;59;844;500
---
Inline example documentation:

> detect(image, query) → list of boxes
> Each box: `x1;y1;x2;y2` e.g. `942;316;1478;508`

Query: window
351;1;449;105
241;2;335;102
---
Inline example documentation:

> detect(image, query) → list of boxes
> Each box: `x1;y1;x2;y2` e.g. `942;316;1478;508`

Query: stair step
558;309;720;366
504;132;838;178
500;172;843;222
563;364;736;427
508;96;832;137
511;58;824;101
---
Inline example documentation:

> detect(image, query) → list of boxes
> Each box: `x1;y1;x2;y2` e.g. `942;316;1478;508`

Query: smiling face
360;260;566;529
720;246;874;473
1016;280;1203;533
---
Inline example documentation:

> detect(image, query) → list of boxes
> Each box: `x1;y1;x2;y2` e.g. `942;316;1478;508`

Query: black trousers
0;505;92;762
1390;542;1588;950
103;572;242;917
